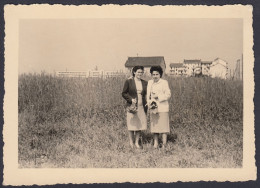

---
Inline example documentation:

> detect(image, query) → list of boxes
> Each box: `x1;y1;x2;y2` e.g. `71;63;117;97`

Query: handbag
150;101;158;114
127;102;138;114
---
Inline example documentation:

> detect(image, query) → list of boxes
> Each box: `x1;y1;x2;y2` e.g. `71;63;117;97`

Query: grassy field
18;73;243;168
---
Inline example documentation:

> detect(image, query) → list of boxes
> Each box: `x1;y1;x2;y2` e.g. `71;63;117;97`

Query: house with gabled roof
209;58;228;79
125;56;166;75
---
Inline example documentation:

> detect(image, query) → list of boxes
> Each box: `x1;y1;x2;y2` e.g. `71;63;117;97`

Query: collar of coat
128;76;146;95
151;78;162;85
128;76;145;82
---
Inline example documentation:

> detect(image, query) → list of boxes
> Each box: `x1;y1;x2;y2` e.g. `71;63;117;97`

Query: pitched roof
211;58;228;68
170;63;184;68
125;56;165;67
184;59;201;64
213;57;228;64
201;61;212;64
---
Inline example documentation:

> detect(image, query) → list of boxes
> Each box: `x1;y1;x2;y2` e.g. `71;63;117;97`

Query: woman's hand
132;98;137;104
152;92;158;100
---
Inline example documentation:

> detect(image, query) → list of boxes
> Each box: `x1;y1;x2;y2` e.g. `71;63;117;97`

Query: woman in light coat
147;66;171;148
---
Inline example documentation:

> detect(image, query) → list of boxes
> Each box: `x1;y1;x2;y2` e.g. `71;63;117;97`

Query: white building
183;59;201;76
168;58;228;79
209;58;228;79
55;70;125;78
103;70;125;78
89;70;104;78
201;61;212;76
55;71;89;78
169;63;186;76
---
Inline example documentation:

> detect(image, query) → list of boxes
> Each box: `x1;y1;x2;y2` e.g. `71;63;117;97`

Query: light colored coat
147;79;171;112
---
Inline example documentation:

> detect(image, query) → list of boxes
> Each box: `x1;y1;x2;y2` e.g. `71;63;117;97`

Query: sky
19;18;243;74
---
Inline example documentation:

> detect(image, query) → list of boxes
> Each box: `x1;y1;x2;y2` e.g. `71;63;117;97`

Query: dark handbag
127;102;138;114
150;101;158;109
150;101;158;114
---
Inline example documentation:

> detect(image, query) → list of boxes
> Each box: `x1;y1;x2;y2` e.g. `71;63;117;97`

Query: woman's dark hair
150;66;163;77
132;66;144;77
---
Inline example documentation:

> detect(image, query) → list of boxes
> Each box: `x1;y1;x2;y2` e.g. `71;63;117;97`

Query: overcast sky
19;18;243;74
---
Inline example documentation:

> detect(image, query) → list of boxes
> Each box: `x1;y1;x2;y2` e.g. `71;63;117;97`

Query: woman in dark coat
122;66;148;149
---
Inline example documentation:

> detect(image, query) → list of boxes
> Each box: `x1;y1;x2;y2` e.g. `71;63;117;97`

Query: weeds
18;73;243;168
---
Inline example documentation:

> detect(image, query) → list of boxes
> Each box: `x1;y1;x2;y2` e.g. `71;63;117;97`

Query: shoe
135;143;142;149
162;144;166;149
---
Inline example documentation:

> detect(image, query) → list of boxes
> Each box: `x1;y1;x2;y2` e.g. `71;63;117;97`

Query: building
201;61;212;76
169;63;186;76
209;58;228;79
103;70;125;78
233;57;243;80
125;56;166;75
168;58;229;79
55;70;104;78
88;70;104;78
183;59;202;76
55;71;89;78
55;70;125;78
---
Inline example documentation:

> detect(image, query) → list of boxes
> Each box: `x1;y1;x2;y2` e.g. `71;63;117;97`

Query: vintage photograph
3;5;255;184
18;18;243;168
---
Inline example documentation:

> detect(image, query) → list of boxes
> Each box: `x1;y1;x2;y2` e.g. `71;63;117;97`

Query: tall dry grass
18;73;243;168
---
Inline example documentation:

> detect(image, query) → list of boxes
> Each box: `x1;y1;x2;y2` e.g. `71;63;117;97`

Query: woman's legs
128;131;134;148
153;133;167;148
135;131;141;148
162;133;167;148
153;133;159;148
128;131;142;148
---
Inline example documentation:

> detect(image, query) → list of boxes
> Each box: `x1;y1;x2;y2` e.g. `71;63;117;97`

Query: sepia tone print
18;18;243;168
3;5;255;185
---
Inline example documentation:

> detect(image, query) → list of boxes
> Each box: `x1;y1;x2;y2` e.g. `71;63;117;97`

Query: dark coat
122;77;148;113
